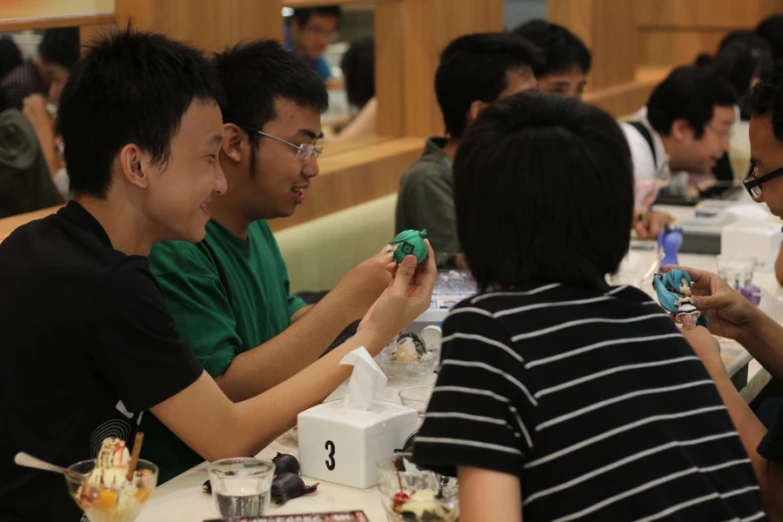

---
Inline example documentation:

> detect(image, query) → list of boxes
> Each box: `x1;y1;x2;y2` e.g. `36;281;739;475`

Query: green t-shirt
141;219;307;482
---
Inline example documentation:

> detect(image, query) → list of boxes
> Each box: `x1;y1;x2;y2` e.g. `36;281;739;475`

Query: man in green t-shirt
143;40;395;481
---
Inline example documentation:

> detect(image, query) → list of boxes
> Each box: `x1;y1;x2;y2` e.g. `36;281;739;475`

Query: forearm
154;331;381;462
230;330;381;456
736;308;783;381
216;294;358;401
291;304;312;323
699;357;783;518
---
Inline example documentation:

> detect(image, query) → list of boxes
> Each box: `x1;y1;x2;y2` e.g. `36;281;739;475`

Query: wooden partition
114;0;283;52
550;0;783;118
375;0;504;136
636;0;783;67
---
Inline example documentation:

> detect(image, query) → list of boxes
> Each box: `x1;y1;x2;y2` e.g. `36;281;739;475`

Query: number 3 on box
325;440;336;470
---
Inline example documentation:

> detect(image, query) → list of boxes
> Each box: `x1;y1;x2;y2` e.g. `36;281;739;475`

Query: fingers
416;240;438;293
391;255;417;295
691;293;733;311
662;264;712;286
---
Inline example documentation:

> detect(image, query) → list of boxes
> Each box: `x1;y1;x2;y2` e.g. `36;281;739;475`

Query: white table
137;204;783;522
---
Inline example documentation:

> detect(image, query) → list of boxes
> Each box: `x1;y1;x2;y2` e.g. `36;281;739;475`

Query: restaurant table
137;204;782;522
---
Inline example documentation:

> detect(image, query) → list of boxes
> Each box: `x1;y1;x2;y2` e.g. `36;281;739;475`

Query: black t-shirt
413;283;765;521
759;408;783;465
0;201;203;522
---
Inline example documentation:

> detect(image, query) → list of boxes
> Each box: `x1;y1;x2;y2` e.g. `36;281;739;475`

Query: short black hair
291;6;342;28
454;92;633;291
746;63;783;143
341;38;374;109
512;19;591;76
57;28;225;198
755;15;783;59
0;36;22;79
214;39;328;131
435;32;542;139
214;40;328;173
646;66;736;139
694;31;773;99
38;27;81;69
711;38;773;98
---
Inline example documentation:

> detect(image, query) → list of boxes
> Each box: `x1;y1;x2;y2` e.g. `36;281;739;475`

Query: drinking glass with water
207;458;275;518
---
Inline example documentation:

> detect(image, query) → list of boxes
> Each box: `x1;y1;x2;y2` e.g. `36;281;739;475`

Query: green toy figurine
388;229;428;264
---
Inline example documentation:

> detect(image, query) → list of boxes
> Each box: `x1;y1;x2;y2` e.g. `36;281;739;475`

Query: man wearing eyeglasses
620;66;737;239
142;40;395;482
671;65;783;519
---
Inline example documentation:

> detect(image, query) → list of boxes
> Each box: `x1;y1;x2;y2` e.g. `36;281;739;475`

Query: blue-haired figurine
652;269;708;327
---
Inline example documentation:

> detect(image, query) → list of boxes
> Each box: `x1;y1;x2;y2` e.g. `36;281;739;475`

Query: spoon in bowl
14;452;87;483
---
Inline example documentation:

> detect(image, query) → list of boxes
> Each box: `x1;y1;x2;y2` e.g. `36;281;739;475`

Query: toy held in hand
652;269;707;327
388;229;428;264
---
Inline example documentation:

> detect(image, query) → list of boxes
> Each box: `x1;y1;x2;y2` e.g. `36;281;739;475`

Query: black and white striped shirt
413;283;764;521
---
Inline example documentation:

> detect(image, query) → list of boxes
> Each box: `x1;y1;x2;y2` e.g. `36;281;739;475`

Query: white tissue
340;347;387;411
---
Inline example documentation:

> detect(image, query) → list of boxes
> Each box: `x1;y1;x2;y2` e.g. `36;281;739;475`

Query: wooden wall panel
638;29;725;67
636;0;780;29
374;0;504;137
115;0;283;53
375;0;405;135
549;0;637;91
635;0;783;68
80;22;117;47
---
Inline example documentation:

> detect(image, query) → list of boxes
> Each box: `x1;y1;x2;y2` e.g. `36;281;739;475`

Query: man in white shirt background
621;66;737;238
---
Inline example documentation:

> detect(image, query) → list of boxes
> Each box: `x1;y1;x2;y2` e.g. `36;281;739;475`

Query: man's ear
222;123;245;163
468;100;489;127
117;144;149;189
671;119;694;142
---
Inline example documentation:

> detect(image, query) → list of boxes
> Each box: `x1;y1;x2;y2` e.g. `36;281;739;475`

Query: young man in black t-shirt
677;64;783;520
0;30;436;522
412;93;764;521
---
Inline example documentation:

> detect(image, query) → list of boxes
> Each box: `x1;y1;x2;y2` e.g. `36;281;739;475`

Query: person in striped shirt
412;92;765;522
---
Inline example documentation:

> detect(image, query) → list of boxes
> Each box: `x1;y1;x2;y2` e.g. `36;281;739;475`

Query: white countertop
137;203;783;522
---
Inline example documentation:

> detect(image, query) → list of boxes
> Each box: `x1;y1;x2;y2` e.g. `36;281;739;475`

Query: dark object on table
202;478;211;494
272;452;300;476
271;472;319;505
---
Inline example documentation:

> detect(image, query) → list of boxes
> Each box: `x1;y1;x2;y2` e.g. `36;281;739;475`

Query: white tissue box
721;221;782;271
298;400;418;489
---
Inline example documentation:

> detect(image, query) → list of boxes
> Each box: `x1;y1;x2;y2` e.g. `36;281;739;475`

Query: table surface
137;204;782;522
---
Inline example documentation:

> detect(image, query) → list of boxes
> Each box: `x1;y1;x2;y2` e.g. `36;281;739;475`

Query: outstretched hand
358;240;437;351
663;264;759;341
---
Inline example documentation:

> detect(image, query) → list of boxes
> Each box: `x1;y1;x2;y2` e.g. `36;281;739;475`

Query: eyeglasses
245;128;323;161
743;164;783;201
705;123;733;143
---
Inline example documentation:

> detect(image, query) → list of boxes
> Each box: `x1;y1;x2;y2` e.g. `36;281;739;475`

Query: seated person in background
395;32;541;267
621;66;736;238
16;28;80;200
512;19;591;99
755;14;783;60
328;37;377;142
0;36;22;79
696;31;773;188
284;6;343;90
412;92;764;522
145;40;396;482
2;27;79;110
0;86;61;218
0;29;435;521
